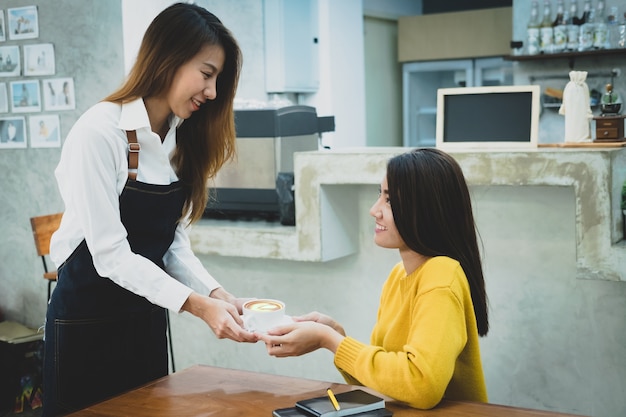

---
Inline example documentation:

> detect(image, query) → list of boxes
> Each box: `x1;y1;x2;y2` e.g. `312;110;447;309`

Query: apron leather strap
126;130;140;181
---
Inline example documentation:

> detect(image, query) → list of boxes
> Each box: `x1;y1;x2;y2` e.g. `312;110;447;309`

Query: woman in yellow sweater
259;148;489;409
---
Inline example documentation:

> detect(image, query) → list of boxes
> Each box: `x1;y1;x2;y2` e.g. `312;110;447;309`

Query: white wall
364;16;402;146
300;0;366;148
363;0;422;19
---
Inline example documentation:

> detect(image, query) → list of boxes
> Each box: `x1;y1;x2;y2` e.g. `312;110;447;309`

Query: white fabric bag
559;71;592;143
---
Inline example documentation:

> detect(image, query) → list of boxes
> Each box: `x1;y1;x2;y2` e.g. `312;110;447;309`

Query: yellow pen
326;388;341;411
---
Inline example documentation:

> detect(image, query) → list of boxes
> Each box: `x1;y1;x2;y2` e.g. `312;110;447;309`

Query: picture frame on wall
0;10;6;42
7;6;38;41
29;114;61;148
24;43;55;76
0;116;27;149
43;77;75;111
10;80;41;113
0;83;7;113
0;45;21;77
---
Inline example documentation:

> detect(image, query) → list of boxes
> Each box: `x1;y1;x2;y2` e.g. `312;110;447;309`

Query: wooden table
68;365;588;417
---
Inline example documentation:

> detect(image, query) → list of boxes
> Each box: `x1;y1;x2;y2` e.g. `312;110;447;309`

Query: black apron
43;131;186;416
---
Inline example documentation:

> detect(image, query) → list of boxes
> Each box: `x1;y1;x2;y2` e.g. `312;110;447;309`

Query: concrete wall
0;0;124;325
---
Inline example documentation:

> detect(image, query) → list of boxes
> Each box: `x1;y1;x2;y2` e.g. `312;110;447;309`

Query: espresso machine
204;105;333;224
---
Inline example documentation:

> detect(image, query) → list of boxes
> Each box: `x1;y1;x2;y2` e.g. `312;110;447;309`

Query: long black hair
386;148;489;336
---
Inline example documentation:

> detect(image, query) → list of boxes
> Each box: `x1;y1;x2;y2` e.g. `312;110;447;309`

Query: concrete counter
189;147;626;281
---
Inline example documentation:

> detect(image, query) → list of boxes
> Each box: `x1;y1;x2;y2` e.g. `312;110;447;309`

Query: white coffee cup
242;299;287;333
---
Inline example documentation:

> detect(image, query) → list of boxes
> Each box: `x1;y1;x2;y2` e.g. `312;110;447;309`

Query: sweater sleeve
334;262;469;409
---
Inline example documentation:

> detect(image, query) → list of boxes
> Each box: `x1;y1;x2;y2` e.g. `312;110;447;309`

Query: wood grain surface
66;365;589;417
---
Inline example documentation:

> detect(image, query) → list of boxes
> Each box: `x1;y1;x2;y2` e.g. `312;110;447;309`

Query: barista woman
43;4;257;416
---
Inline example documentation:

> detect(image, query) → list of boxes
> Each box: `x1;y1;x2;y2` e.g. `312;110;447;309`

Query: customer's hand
258;321;344;357
182;292;258;343
293;311;346;336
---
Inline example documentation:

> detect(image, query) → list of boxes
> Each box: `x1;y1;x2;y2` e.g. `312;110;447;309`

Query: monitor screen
436;85;540;149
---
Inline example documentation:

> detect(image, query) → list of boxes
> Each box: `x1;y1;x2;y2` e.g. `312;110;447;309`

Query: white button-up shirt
50;98;221;313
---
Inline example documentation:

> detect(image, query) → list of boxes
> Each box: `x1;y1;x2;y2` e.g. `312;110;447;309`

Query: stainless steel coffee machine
204;105;332;224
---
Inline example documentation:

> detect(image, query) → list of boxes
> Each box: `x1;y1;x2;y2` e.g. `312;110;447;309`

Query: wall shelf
505;48;626;69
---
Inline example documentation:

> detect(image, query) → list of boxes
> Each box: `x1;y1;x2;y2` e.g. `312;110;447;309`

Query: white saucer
244;315;294;333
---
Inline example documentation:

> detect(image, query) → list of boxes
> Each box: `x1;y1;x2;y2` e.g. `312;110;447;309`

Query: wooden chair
30;212;63;301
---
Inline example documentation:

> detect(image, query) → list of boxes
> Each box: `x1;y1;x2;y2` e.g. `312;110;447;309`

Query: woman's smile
375;223;388;233
191;97;204;110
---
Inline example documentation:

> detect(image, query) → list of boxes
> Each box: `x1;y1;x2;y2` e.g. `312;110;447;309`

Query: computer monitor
436;85;540;150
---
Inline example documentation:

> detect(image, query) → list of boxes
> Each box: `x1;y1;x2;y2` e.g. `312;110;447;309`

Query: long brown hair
386;148;489;336
104;3;242;223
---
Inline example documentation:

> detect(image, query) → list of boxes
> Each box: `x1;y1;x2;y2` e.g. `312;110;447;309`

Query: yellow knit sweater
334;256;487;409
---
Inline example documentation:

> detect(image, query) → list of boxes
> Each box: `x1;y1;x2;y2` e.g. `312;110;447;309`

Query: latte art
245;300;283;312
243;299;287;332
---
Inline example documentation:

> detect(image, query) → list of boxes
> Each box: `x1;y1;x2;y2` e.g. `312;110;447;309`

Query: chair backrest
30;213;63;257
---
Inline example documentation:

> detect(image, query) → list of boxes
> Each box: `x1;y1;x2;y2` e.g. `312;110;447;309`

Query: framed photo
0;10;6;42
0;45;20;77
43;77;75;111
8;6;38;40
24;43;55;76
29;114;61;148
0;116;27;148
10;80;41;113
0;83;7;113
